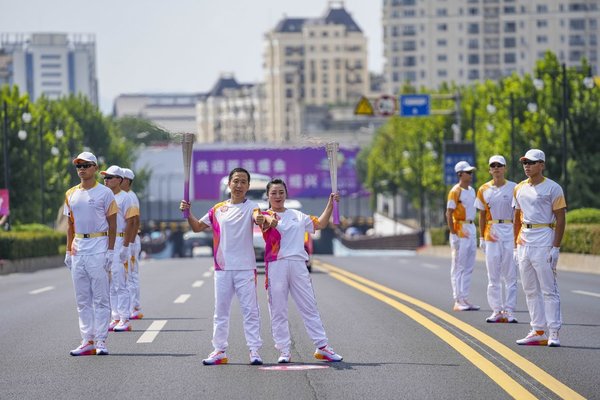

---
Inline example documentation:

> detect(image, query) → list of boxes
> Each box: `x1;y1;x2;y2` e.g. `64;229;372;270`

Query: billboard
192;148;362;200
0;189;9;216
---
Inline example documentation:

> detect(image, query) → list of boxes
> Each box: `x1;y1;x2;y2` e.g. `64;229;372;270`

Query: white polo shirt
262;209;318;262
475;180;516;241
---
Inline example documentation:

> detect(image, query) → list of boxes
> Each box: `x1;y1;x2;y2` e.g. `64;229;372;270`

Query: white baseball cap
488;155;506;166
122;168;135;180
520;149;545;162
100;165;124;177
454;160;476;173
72;151;97;165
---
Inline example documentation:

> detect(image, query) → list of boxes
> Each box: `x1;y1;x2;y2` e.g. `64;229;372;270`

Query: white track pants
128;238;141;312
110;241;130;321
212;269;262;352
450;232;476;302
517;245;562;331
485;240;518;313
267;259;328;351
71;252;111;341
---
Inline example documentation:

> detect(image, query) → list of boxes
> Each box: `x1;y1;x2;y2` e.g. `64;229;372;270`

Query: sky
1;0;382;114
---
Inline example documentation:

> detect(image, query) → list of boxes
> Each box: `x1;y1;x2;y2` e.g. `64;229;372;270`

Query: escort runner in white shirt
180;168;271;366
64;152;117;356
475;155;518;324
513;149;566;347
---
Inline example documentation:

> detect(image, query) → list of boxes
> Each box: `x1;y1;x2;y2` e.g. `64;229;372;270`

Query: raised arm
180;200;210;232
316;192;339;230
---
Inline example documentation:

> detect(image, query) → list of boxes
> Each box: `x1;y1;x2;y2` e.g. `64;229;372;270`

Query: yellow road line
316;260;585;400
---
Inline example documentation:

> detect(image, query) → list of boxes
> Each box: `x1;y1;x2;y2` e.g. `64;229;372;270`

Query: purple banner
0;189;9;215
192;148;362;200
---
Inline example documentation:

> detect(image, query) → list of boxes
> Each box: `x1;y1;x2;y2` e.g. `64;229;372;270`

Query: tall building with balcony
0;33;98;105
263;1;369;143
196;74;267;143
383;0;600;94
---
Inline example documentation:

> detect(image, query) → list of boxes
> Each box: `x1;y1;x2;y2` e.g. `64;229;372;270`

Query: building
0;33;98;105
113;93;202;135
383;0;600;94
196;73;268;143
263;1;370;142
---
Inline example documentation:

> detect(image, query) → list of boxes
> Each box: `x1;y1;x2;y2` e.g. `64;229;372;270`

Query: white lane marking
421;263;439;270
202;271;212;278
137;320;168;343
29;286;55;295
192;280;204;288
174;294;191;304
572;290;600;298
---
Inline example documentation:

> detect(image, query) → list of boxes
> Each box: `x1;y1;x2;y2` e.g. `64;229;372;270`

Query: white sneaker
249;349;263;365
113;320;132;332
314;345;343;362
95;340;109;355
504;311;518;323
453;300;470;311
516;330;548;346
548;330;561;347
464;300;480;311
278;351;291;364
202;350;228;365
130;309;144;320
486;312;505;323
70;340;95;356
108;319;119;331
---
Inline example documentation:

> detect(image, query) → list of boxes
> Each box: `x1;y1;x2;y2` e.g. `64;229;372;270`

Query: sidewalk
417;246;600;275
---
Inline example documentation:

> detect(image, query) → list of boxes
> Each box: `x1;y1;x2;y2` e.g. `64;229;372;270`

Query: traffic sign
443;141;475;185
400;94;430;117
354;96;374;116
375;95;397;116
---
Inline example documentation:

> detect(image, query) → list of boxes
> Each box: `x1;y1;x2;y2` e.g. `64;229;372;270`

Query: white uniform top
262;209;318;262
64;182;117;255
200;199;258;271
512;177;567;247
475;180;516;241
126;189;141;246
447;185;477;237
114;191;137;234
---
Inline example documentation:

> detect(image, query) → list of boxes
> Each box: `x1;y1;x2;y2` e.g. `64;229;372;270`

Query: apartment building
196;74;267;143
383;0;600;94
263;1;369;142
0;33;98;105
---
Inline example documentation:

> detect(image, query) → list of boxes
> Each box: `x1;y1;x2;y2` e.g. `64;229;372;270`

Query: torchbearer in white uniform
101;165;138;332
261;178;343;363
446;161;480;311
179;168;271;366
513;149;566;347
120;168;143;319
475;155;518;323
64;152;117;356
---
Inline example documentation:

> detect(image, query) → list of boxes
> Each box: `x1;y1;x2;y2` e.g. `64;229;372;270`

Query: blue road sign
443;141;475;185
399;94;430;117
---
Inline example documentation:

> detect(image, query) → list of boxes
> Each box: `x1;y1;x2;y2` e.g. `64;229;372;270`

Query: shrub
12;223;55;233
0;231;66;260
561;224;600;255
566;208;600;224
430;227;449;246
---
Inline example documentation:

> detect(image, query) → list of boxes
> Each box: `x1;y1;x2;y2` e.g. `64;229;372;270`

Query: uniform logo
220;206;229;213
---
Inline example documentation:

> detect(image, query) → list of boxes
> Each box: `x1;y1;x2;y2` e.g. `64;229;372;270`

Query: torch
326;142;340;225
181;133;194;218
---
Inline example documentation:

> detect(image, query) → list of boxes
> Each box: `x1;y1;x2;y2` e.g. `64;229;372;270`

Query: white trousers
450;234;476;302
212;269;262;352
517;245;562;331
71;252;111;341
485;239;518;312
110;240;130;321
128;239;141;312
267;259;328;351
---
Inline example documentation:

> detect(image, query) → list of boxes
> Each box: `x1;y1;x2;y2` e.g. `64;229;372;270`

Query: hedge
0;231;66;260
429;224;600;255
566;208;600;224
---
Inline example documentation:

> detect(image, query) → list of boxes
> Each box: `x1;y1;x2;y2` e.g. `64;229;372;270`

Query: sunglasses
103;175;118;180
460;171;473;175
489;163;505;168
75;163;95;169
521;160;542;165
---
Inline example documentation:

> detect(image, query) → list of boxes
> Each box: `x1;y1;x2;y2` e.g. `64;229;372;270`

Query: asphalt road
1;253;598;400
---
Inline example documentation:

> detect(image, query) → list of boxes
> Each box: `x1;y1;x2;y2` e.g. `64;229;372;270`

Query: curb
0;255;64;275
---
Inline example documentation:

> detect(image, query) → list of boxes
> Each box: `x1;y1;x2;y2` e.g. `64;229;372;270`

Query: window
504;53;516;63
468;23;479;34
484;54;500;64
468;54;480;64
468;39;479;49
40;63;60;68
504;6;516;13
536;35;548;44
468;7;478;15
437;39;448;46
403;56;416;66
437;23;448;31
436;8;448;16
468;69;480;79
504;37;516;48
285;89;293;98
537;20;548;28
569;35;585;46
437;54;448;62
504;22;516;33
403;40;417;51
41;72;61;77
569;3;588;11
570;19;586;30
537;5;548;13
41;54;60;60
438;69;448;77
404;9;416;17
405;71;417;81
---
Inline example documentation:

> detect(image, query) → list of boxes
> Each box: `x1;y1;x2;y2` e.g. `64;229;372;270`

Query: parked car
253;199;313;272
182;230;213;257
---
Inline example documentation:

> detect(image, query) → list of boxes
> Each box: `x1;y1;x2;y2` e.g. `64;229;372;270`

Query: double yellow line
314;260;584;400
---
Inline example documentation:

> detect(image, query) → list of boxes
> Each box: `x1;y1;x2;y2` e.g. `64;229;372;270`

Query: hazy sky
1;0;382;114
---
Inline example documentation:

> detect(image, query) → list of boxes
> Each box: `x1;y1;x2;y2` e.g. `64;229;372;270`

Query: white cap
100;165;124;177
122;168;135;180
73;151;97;165
488;155;506;165
454;160;476;173
520;149;545;162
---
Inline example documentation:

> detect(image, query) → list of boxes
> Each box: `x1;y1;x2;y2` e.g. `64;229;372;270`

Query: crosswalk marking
202;271;212;278
29;286;55;295
174;294;191;304
572;290;600;298
192;280;204;288
137;320;167;343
